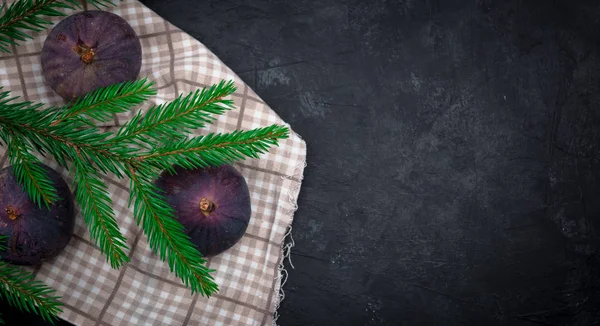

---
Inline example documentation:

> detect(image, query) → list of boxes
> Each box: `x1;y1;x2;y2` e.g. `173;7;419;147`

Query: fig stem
80;48;95;64
5;205;19;221
199;197;216;215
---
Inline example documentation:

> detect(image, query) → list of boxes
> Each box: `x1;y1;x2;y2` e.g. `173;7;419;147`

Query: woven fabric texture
0;1;306;325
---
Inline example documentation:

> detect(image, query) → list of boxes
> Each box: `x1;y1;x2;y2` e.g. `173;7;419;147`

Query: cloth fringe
272;154;307;325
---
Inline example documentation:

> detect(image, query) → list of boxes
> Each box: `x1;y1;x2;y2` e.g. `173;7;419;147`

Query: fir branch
86;0;114;9
0;79;287;295
139;125;289;170
55;78;156;125
73;160;129;268
0;88;83;168
0;93;129;177
115;80;236;144
127;168;218;295
0;0;118;52
0;261;63;324
1;116;126;177
0;0;80;52
5;134;58;208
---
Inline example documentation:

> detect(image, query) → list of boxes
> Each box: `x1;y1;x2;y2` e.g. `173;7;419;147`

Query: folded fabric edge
271;153;307;326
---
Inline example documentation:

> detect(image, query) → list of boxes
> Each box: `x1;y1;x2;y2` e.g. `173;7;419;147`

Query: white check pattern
0;1;306;325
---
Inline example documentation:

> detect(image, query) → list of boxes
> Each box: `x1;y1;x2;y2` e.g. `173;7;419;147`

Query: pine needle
0;79;288;296
0;0;80;52
58;78;156;124
140;125;289;171
4;133;58;208
116;80;236;144
128;169;218;295
73;160;130;269
86;0;114;9
0;261;63;324
0;237;62;324
0;0;118;52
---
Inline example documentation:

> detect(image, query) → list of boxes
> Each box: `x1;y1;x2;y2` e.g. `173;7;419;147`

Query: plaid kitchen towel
0;0;306;325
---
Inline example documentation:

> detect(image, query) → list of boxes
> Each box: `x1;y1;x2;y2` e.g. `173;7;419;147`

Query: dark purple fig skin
155;165;252;257
0;164;75;265
41;10;142;101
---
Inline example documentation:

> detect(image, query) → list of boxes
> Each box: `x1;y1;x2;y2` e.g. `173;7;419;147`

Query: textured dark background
2;0;600;325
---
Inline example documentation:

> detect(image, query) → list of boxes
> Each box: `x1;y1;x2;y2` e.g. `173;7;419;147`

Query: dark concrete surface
3;0;600;325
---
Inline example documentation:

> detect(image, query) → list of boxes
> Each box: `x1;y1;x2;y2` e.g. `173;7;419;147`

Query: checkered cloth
0;0;306;325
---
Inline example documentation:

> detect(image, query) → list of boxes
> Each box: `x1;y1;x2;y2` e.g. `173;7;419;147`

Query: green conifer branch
127;168;217;295
0;109;125;177
0;79;289;296
140;125;289;171
115;80;236;145
0;236;62;324
72;160;130;269
85;0;114;9
0;261;63;324
7;135;58;208
0;0;116;52
0;0;80;52
57;78;156;124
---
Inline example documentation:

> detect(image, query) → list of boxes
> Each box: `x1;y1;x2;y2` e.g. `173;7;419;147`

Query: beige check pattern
0;1;306;325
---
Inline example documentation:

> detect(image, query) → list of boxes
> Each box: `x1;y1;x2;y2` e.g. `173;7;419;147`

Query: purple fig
0;164;75;265
41;10;142;101
155;165;252;257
